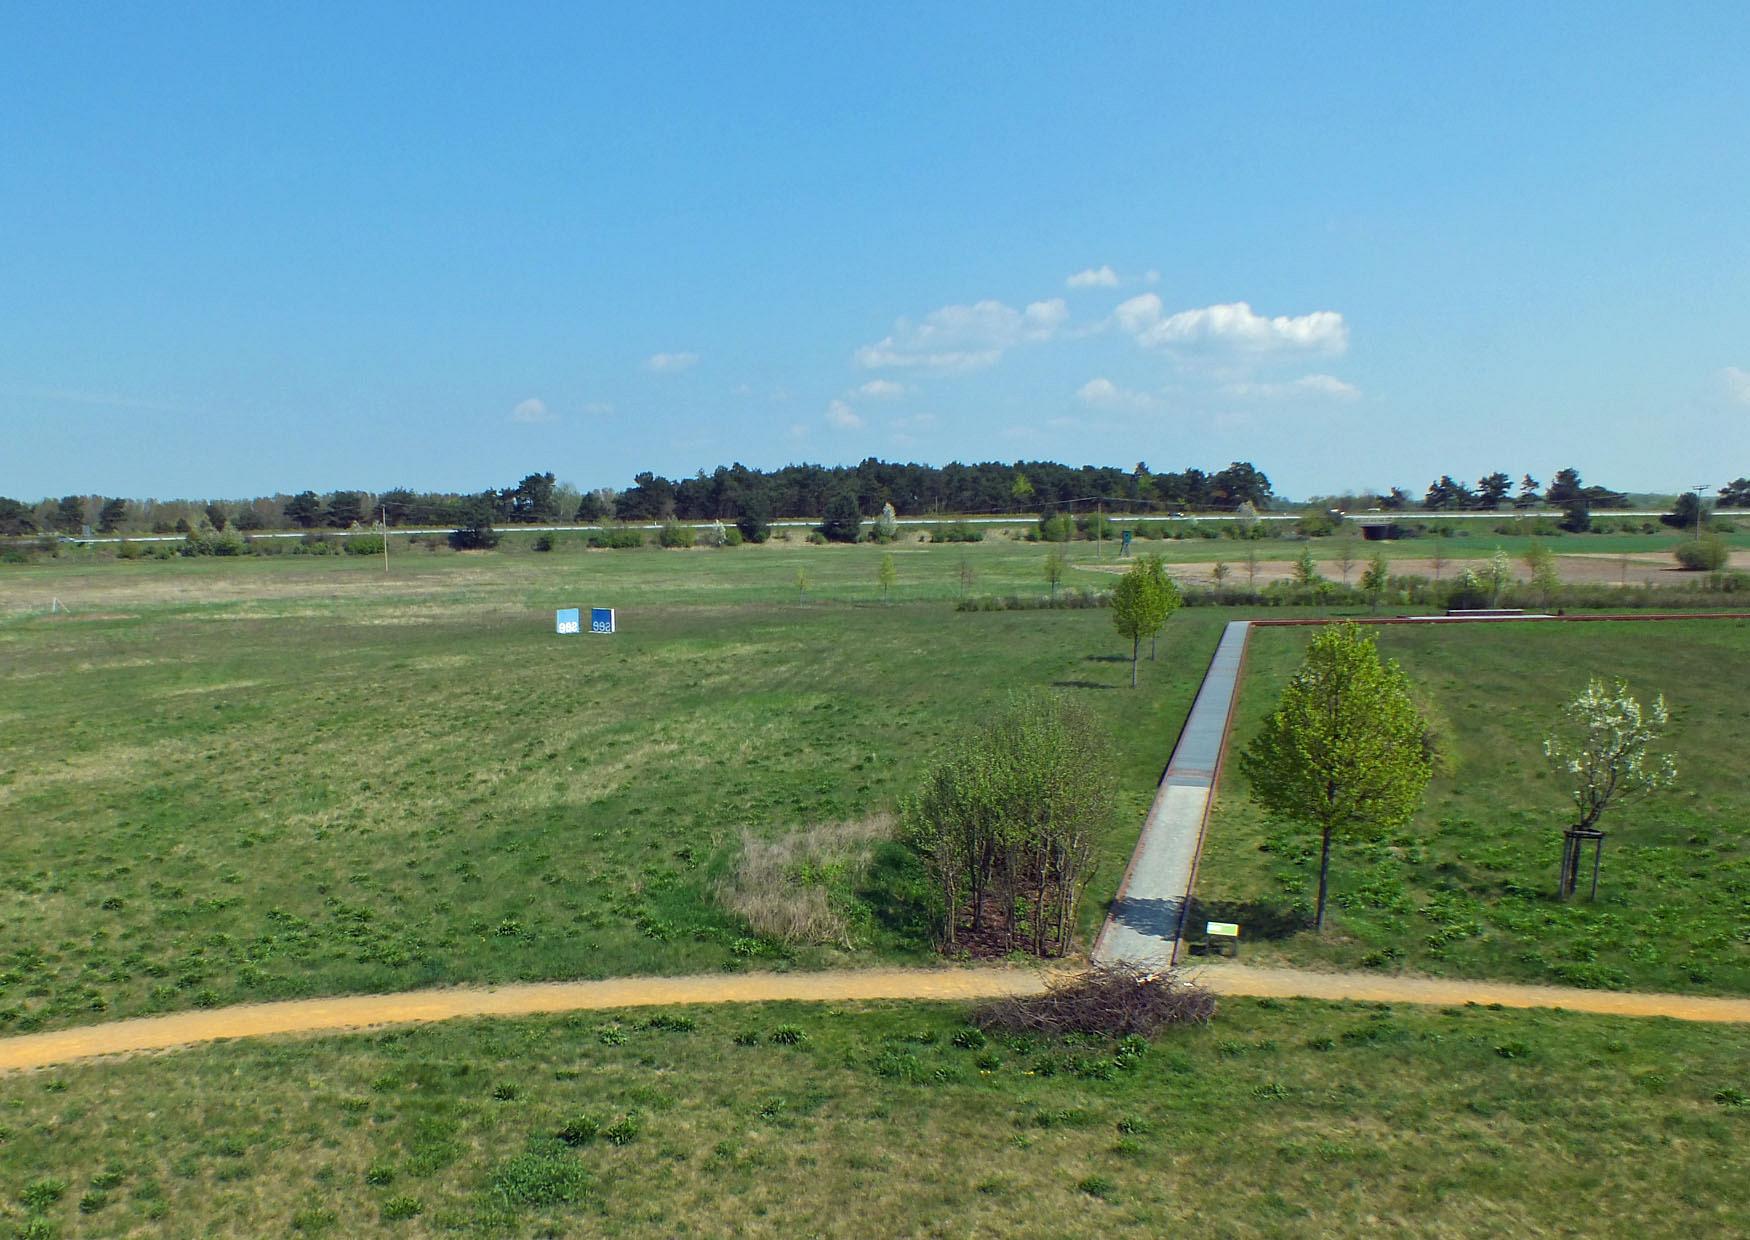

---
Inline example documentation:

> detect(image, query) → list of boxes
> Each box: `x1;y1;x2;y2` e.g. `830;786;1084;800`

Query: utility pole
1693;484;1707;541
381;505;389;573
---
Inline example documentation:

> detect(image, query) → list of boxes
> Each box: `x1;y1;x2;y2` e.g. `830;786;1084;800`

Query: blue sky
3;3;1747;500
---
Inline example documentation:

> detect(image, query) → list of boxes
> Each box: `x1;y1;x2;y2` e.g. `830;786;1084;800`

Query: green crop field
1;997;1744;1237
1196;619;1750;994
0;543;1226;1031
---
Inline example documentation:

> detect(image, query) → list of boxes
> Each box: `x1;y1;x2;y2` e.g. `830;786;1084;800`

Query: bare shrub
973;964;1216;1037
717;814;893;947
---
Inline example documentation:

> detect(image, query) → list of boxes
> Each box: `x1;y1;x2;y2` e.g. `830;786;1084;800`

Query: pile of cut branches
974;963;1215;1037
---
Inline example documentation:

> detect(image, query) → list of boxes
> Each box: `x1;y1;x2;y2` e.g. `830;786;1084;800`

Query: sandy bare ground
1;964;1743;1074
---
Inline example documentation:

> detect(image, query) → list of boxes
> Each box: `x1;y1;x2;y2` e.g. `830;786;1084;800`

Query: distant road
56;509;1750;545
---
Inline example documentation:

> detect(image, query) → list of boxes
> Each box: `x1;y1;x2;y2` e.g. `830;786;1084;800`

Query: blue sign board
556;607;581;634
591;607;616;634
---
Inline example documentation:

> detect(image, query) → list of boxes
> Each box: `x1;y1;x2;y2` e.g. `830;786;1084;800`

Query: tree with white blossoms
1487;547;1512;607
874;502;899;543
1542;678;1677;900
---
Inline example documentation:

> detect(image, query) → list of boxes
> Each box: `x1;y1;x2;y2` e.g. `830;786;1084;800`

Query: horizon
5;5;1748;497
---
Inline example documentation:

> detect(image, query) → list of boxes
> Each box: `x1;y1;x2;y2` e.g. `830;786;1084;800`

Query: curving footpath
1;963;1745;1075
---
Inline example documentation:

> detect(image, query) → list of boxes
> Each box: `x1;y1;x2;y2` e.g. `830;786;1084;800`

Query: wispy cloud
581;400;614;416
1222;373;1360;400
1066;265;1119;289
824;399;863;430
1075;377;1157;410
510;397;556;423
644;351;699;373
1724;366;1750;405
857;379;908;399
855;298;1068;371
1115;296;1348;355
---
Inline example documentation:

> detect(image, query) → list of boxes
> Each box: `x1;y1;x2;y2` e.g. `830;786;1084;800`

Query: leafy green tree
1475;471;1512;509
1523;542;1560;605
96;497;129;534
1211;560;1231;588
1662;492;1704;531
958;556;975;596
1043;546;1066;598
878;552;896;600
1240;623;1433;931
1718;478;1750;508
1291;545;1320;586
1359;552;1389;612
1674;535;1729;570
1111;560;1170;687
819;489;863;543
204;502;229;531
1138;553;1181;661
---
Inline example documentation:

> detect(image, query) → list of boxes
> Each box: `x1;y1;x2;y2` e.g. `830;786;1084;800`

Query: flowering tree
1542;678;1677;899
1487;548;1512;606
874;502;899;543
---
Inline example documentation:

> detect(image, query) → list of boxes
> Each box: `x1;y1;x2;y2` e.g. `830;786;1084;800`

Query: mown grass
0;998;1743;1236
1196;619;1750;993
0;546;1224;1030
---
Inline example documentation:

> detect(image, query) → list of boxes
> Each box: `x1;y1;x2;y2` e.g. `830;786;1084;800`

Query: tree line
0;458;1275;536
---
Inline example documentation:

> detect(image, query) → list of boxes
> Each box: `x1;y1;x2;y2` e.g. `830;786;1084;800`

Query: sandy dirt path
1;964;1745;1074
1193;963;1750;1023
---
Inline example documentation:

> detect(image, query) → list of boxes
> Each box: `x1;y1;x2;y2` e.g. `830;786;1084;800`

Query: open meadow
1196;619;1750;994
0;541;1223;1031
0;996;1745;1237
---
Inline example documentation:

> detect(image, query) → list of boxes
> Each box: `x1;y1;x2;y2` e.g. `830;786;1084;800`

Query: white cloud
1223;373;1360;400
1724;366;1750;405
1116;297;1348;355
891;412;937;431
581;400;614;416
1066;265;1119;289
857;379;908;399
1075;377;1157;410
825;399;863;430
1144;269;1161;285
855;298;1069;371
510;397;555;424
644;351;699;373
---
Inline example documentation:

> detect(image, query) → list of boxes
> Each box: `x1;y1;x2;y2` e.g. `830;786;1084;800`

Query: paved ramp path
1095;620;1251;966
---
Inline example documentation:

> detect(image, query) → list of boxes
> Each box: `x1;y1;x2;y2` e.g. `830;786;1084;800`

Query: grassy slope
0;999;1744;1237
0;544;1222;1030
1196;619;1750;993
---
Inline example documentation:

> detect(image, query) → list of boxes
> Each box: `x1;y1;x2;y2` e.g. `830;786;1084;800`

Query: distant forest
3;459;1741;537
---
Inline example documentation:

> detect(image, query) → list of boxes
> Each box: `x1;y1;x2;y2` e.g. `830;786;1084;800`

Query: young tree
958;556;975;596
1211;560;1231;588
1522;542;1559;606
1291;545;1320;587
1429;541;1446;583
1240;623;1433;931
1043;546;1066;599
1543;678;1677;899
1336;534;1357;584
1487;547;1512;607
1138;553;1181;661
878;552;896;600
1111;560;1168;687
794;566;809;605
1359;552;1389;612
1245;543;1258;587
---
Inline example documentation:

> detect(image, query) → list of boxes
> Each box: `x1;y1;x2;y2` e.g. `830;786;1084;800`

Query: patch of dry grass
718;814;895;946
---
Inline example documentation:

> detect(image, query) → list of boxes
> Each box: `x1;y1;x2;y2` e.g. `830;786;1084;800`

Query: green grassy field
1196;619;1750;993
0;998;1744;1237
0;544;1225;1031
